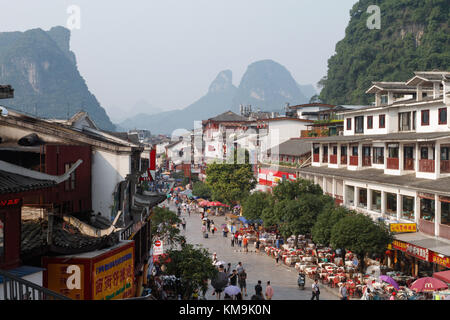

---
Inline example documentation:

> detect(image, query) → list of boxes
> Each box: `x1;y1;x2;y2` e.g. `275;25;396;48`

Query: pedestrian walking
181;218;186;231
229;270;238;286
236;262;244;275
226;263;231;274
254;280;264;300
265;281;274;300
211;222;215;235
275;251;280;264
339;283;348;300
201;224;206;234
231;234;235;247
187;207;190;217
311;279;320;300
255;239;261;253
238;269;247;297
207;219;211;232
238;234;243;247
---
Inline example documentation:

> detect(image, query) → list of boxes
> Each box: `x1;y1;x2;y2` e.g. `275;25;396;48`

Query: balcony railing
0;268;70;300
349;156;358;166
313;154;319;162
362;156;371;167
330;155;337;164
441;160;450;173
419;159;435;173
387;158;399;170
404;158;414;171
322;155;328;163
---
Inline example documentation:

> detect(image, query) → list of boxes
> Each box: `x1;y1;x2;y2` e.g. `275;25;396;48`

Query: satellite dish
0;106;8;117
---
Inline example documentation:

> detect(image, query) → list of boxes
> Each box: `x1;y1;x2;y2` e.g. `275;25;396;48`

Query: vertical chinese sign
92;245;135;300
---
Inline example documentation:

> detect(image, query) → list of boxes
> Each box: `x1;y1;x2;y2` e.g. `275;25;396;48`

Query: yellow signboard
390;223;417;233
46;264;84;300
92;246;134;300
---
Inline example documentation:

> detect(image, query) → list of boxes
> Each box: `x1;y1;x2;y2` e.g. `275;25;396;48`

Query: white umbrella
203;217;208;221
224;285;241;296
214;260;227;267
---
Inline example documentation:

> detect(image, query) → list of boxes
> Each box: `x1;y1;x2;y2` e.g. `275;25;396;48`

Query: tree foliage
319;0;450;105
330;213;393;273
151;207;183;247
164;244;218;299
192;180;212;199
242;191;273;221
312;206;353;246
205;149;256;205
272;179;323;201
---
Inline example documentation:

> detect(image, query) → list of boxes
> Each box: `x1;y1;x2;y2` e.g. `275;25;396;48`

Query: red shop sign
406;243;429;262
430;252;450;268
0;198;20;207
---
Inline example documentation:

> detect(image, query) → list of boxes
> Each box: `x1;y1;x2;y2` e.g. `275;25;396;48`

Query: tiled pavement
164;200;339;300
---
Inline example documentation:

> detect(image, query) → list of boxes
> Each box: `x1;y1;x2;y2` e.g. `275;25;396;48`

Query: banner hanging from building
389;223;417;233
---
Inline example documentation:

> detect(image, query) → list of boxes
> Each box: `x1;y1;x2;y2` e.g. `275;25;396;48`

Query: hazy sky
1;0;356;121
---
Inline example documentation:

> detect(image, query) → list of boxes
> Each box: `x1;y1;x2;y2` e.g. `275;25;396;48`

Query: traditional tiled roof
366;82;417;94
21;218;120;258
0;170;56;194
268;139;312;157
208;111;249;122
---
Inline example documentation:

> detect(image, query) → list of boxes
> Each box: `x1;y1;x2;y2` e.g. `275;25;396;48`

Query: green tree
242;191;273;221
192;180;212;199
330;214;393;279
272;179;322;201
151;207;183;248
268;193;334;248
205;149;256;205
312;206;353;246
164;244;218;299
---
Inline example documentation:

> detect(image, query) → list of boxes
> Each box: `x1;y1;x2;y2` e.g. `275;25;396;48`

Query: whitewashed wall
92;149;131;220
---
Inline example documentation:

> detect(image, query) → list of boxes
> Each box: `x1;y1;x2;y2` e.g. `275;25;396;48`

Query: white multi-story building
298;71;450;274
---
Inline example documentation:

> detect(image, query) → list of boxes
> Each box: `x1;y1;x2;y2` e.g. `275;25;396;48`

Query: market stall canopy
433;270;450;284
410;277;448;292
238;216;249;224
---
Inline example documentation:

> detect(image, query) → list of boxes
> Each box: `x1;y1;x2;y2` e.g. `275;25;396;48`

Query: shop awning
394;232;450;257
434;270;450;284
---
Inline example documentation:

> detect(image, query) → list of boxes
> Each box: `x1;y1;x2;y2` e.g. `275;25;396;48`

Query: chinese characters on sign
430;252;450;268
406;243;429;262
389;223;417;233
392;240;407;252
93;246;134;300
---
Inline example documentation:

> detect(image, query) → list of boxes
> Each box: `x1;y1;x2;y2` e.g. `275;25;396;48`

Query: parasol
379;275;400;290
224;285;241;296
211;272;228;291
214;260;227;267
410;277;448;292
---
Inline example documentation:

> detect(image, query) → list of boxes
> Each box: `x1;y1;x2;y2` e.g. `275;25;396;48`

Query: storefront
390;231;450;278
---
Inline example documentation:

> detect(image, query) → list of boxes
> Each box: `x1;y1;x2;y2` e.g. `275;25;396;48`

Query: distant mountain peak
232;59;308;110
208;70;235;94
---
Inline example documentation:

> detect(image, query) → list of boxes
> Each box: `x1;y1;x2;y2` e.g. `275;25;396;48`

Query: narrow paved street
164;200;338;300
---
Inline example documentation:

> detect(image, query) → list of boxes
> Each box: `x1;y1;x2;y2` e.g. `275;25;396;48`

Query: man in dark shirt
254;280;264;299
229;270;238;286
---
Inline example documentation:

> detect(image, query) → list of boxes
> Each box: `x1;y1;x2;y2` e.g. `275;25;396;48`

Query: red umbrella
410;277;448;292
198;200;210;207
209;201;230;207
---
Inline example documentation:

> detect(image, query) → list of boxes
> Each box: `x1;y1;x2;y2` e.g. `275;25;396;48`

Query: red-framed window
379;114;386;128
367;116;373;129
439;108;447;125
346;118;352;130
421;110;430;126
